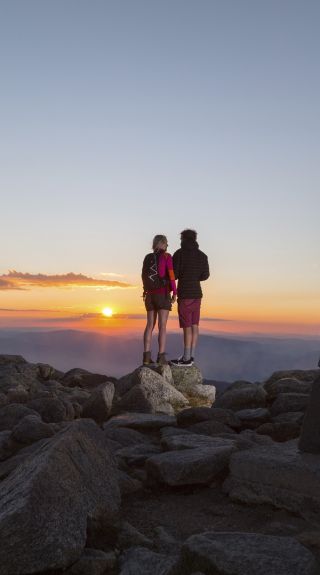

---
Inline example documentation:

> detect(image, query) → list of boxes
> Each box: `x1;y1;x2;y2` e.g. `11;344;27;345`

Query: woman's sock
183;348;191;361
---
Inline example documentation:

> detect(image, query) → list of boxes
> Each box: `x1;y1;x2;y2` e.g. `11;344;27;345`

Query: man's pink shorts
178;298;201;328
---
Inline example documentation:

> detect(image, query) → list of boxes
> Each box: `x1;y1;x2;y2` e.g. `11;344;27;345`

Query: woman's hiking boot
157;352;168;365
143;351;155;365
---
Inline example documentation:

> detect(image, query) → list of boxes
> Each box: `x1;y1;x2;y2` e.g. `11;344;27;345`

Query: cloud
0;278;25;290
0;270;133;291
99;272;126;278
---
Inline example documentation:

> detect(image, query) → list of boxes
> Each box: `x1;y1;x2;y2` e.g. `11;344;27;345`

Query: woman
142;235;177;365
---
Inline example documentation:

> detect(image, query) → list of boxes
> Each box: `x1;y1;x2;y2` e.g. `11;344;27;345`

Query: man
171;229;210;366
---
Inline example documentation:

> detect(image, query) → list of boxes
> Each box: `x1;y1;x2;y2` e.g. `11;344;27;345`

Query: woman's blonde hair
152;234;167;251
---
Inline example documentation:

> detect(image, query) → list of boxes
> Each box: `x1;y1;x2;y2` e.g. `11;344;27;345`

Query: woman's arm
165;253;177;295
158;252;177;294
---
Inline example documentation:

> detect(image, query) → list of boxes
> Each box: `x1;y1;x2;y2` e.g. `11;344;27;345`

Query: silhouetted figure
142;234;177;366
171;229;210;366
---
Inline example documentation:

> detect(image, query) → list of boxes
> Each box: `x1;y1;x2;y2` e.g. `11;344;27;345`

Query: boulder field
0;354;319;574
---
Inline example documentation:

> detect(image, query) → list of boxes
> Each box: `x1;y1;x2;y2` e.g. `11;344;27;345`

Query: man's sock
183;347;191;361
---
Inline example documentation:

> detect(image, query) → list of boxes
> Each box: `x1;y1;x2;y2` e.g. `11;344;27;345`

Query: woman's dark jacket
172;239;210;299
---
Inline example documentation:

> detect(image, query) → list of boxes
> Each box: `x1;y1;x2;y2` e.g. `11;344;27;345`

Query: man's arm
200;255;210;281
172;250;181;279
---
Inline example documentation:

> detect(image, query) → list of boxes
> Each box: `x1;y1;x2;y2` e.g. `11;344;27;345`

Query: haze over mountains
0;329;318;382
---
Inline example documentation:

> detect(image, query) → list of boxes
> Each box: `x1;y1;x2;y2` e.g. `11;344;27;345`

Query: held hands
171;294;177;304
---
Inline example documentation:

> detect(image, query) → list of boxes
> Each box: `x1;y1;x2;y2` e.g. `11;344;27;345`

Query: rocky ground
0;354;320;574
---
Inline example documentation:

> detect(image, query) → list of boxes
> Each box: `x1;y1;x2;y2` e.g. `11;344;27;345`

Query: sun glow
102;307;113;317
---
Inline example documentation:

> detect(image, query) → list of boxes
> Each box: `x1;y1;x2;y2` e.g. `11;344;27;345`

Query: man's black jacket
173;238;210;299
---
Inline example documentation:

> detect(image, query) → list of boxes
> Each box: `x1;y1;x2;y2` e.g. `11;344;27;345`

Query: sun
102;307;113;317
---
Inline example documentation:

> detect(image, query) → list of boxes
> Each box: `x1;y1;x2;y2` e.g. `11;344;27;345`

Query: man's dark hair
180;229;197;241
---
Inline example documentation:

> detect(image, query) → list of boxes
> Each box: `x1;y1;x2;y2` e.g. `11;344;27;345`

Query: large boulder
264;377;312;399
27;396;75;422
6;386;29;404
62;368;116;389
0;403;40;431
299;375;320;454
0;419;121;575
81;382;115;423
176;531;319;575
270;393;309;416
0;354;27;367
264;369;319;388
160;431;235;452
146;439;236;486
224;441;320;525
64;548;116;575
104;426;152;447
36;362;64;381
186;419;236;436
214;383;267;411
177;406;241;429
170;364;215;407
105;413;177;430
115;368;189;415
119;547;176;575
235;408;271;430
256;421;301;442
10;415;54;445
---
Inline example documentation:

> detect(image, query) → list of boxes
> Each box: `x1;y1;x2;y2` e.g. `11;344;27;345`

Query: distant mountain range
0;328;319;383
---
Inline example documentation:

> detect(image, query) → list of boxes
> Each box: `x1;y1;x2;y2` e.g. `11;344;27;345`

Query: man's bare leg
183;326;192;360
191;324;199;359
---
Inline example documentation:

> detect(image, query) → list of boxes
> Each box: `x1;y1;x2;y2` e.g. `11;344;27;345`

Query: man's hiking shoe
143;351;155;365
170;357;194;367
157;352;168;366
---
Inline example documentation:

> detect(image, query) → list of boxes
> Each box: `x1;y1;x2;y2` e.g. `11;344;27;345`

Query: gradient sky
1;0;319;334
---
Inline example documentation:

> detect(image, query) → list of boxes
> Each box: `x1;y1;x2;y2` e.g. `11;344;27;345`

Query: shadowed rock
119;547;176;575
10;414;54;444
62;367;117;389
27;396;75;422
214;383;267;411
146;440;236;486
81;382;115;423
270;393;309;416
0;419;120;575
176;532;319;575
264;377;312;399
0;403;40;431
299;375;320;454
224;441;320;525
105;412;177;430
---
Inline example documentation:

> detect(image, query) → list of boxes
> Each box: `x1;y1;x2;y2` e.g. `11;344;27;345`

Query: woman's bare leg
158;309;169;353
143;310;157;352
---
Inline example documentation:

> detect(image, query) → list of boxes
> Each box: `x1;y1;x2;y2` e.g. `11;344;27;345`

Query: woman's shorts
145;293;172;312
178;298;201;327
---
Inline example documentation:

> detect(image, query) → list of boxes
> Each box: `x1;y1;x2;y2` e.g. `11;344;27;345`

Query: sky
1;0;319;336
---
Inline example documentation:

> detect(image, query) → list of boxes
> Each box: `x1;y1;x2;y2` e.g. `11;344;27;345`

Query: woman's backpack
142;252;168;292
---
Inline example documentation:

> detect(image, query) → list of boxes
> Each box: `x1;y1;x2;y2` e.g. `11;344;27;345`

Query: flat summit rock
178;532;319;575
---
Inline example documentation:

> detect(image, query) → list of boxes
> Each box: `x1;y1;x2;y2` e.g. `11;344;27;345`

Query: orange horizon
0;309;319;338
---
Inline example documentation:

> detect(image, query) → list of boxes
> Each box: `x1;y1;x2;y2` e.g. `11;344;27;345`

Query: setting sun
102;307;113;317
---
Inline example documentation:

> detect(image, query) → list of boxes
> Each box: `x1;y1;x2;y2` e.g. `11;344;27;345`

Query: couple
142;229;210;367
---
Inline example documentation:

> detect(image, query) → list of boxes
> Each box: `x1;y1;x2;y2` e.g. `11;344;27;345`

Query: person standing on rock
171;229;210;366
142;235;177;366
